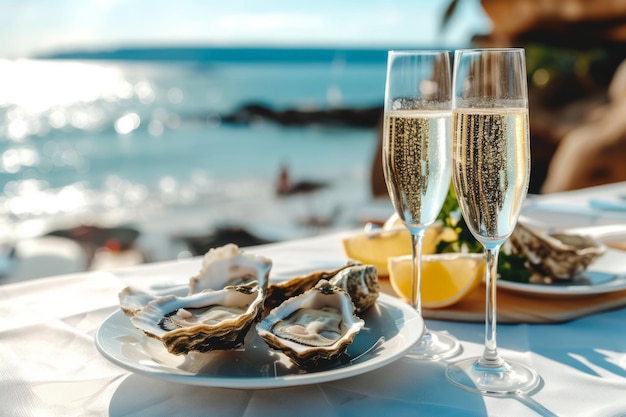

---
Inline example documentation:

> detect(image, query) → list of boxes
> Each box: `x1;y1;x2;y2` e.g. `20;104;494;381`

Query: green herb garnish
437;186;531;283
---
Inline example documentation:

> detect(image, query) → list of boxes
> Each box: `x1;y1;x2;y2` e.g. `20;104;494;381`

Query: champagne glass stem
410;228;425;315
479;245;504;367
411;227;432;345
406;225;459;359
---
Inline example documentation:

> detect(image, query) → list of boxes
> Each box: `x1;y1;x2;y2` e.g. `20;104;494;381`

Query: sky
0;0;491;58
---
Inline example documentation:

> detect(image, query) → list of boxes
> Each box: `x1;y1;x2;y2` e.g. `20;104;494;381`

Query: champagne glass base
406;330;461;361
446;357;540;395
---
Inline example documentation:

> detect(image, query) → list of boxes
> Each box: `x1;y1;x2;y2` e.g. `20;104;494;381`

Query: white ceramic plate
498;225;626;298
95;293;423;389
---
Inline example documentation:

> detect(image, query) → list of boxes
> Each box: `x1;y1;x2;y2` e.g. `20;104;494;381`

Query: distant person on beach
276;164;329;196
276;165;292;195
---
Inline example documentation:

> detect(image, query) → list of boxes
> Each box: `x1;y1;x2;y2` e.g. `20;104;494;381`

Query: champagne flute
445;48;540;394
382;50;460;360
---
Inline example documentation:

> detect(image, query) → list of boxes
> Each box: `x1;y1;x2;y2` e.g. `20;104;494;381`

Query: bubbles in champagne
383;110;450;225
452;108;529;240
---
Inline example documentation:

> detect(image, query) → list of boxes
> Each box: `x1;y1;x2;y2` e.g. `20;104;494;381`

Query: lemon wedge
342;227;411;275
387;253;485;308
382;213;443;254
342;214;441;275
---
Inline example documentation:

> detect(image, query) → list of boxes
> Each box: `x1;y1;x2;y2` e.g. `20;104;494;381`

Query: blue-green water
0;52;390;255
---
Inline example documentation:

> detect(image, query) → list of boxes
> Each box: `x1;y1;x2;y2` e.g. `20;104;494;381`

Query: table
2;182;626;416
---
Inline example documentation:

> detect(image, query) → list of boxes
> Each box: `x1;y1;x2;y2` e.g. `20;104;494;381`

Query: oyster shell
118;244;272;318
264;264;351;311
189;243;272;293
509;221;606;282
256;280;364;369
119;286;157;317
329;264;379;314
130;282;265;355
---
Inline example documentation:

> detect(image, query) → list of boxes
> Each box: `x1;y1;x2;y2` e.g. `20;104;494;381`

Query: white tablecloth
2;182;626;417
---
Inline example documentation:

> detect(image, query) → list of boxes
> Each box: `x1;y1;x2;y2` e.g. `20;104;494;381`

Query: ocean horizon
37;45;428;63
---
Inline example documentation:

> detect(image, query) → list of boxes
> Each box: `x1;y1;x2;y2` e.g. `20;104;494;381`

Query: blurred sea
0;47;393;261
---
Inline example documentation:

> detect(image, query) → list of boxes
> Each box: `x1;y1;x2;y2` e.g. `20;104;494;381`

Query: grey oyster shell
118;244;272;355
119;243;271;318
118;286;158;317
264;261;379;313
263;264;352;310
329;264;379;314
189;243;272;293
509;221;606;282
256;280;364;369
130;282;264;355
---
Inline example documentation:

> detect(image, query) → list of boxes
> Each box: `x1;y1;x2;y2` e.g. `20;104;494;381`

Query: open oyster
119;286;158;317
509;221;606;282
119;243;272;318
130;282;265;355
189;243;272;293
257;280;364;369
264;262;379;313
264;264;351;310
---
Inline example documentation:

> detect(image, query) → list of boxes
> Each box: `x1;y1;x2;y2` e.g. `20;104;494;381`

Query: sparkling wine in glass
445;48;540;394
382;50;460;360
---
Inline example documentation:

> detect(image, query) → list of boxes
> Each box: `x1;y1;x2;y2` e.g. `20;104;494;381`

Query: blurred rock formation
476;0;626;193
221;102;382;128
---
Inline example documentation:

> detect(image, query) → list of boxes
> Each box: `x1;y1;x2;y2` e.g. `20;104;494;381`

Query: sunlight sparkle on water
2;147;39;173
0;59;160;143
0;56;377;253
5;184;88;217
114;112;141;134
0;59;130;113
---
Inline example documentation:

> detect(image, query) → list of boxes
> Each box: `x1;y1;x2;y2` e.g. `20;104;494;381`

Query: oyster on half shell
130;282;265;355
257;280;364;369
264;264;352;311
118;243;272;318
189;243;272;293
264;262;379;314
118;286;158;317
509;221;606;282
